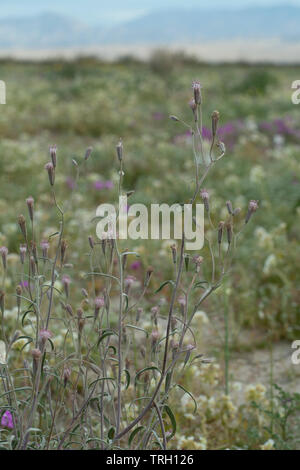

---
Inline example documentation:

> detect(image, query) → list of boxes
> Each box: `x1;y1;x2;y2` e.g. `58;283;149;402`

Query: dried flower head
200;189;210;212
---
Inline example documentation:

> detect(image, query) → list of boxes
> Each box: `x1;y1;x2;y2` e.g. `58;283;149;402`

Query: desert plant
0;81;259;450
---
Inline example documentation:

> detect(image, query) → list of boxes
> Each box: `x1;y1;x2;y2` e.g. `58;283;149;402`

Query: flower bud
245;200;259;224
45;162;55;186
226;200;233;215
50;145;57;167
192;80;202;105
26;196;34;221
0;246;8;270
18;215;27;240
211;110;220;137
19;244;27;264
218;221;225;244
116;139;123;162
200;189;209;212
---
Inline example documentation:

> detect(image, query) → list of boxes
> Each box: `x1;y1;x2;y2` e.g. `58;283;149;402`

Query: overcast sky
0;0;298;24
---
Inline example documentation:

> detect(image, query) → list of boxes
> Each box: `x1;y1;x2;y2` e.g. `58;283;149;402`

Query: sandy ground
1;39;300;63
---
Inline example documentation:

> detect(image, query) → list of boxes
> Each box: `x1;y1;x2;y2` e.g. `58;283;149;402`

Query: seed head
84;146;93;161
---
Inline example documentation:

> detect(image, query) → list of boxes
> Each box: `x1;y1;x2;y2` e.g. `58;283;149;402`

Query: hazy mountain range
0;5;300;48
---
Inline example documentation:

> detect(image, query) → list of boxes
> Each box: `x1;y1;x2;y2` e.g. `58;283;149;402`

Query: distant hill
0;6;300;49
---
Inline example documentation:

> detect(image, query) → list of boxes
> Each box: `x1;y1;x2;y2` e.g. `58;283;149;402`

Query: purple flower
19;281;29;289
1;410;13;429
93;180;114;191
93;181;105;190
130;261;142;270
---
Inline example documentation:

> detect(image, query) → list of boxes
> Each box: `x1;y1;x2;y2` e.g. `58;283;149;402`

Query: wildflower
40;240;49;259
26;196;34;222
144;266;154;287
0;246;8;270
1;410;13;429
245;200;259;224
39;329;52;343
200;189;209;212
19;244;27;264
45;162;55;186
62;275;71;298
130;260;141;270
94;297;105;319
151;329;159;347
192;80;202;105
65;304;74;317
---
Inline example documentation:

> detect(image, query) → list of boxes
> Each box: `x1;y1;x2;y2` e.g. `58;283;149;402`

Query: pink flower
39;329;52;342
1;410;13;429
